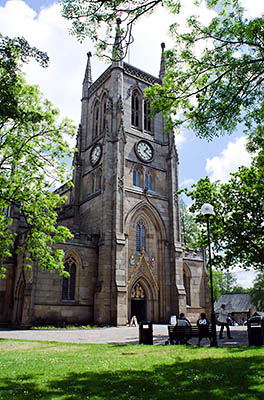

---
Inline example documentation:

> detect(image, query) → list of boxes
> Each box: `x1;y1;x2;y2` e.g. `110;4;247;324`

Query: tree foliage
181;154;264;272
61;1;264;143
0;34;75;278
250;273;264;310
179;197;201;250
209;269;239;301
146;0;264;141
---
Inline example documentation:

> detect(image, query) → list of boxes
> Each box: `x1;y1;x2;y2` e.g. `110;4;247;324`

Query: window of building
62;258;76;300
131;90;141;128
144;99;152;132
93;101;100;138
101;95;107;133
144;172;152;190
91;173;95;192
136;221;146;253
97;169;102;190
133;168;142;188
183;270;191;306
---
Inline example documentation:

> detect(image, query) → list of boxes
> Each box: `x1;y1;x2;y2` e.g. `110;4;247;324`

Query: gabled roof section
214;293;252;313
124;62;161;86
88;66;112;97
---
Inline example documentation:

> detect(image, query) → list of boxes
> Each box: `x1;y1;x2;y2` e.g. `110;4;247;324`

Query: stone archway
130;282;147;322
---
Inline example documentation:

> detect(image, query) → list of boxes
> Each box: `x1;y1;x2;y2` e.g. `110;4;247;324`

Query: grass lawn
0;340;264;400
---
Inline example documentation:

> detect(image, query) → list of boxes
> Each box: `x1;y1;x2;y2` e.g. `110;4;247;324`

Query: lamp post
201;203;218;347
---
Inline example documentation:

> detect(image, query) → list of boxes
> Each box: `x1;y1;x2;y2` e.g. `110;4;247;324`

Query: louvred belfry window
144;99;152;132
93;101;100;138
131;90;140;128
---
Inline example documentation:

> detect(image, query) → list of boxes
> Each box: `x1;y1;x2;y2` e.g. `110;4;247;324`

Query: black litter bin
139;321;153;345
247;316;264;346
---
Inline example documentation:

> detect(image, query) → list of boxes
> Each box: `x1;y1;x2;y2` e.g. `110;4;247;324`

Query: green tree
231;286;248;294
209;269;238;301
61;1;264;145
181;156;264;272
250;273;264;310
179;198;201;250
0;34;75;278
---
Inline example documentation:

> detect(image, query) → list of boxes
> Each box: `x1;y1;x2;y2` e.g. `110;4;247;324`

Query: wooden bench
168;325;212;344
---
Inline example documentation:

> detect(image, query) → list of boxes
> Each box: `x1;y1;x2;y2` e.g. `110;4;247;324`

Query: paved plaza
0;325;249;347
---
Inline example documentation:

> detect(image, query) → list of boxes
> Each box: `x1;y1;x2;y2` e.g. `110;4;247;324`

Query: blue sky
1;0;261;287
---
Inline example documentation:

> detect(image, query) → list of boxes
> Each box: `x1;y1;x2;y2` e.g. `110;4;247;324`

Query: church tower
73;21;192;325
0;21;209;328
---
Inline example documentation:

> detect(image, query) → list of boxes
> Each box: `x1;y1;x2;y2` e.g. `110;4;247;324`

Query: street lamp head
201;203;215;216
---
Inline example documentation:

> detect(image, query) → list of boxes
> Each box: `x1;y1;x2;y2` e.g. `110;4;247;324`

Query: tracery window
136;220;146;253
62;256;76;300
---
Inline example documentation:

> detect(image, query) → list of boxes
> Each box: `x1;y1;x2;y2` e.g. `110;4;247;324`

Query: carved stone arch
125;200;167;242
129;276;159;322
183;262;192;306
128;83;144;98
62;250;82;301
129;275;158;302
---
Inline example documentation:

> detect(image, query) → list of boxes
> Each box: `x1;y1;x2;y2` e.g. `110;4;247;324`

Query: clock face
90;144;102;166
135;140;154;163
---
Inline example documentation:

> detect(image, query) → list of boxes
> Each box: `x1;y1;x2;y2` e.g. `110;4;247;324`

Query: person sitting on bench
176;313;191;344
197;312;211;346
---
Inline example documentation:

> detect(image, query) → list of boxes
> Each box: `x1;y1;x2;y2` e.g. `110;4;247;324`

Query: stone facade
0;36;210;327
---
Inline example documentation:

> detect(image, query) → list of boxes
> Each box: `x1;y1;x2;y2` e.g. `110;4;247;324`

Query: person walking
218;304;232;339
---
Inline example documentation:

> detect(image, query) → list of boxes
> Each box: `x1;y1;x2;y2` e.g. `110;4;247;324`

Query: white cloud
232;267;257;289
0;0;106;127
205;136;252;182
179;178;195;188
242;0;264;18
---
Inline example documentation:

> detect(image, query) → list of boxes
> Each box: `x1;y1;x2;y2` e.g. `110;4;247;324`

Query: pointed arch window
183;267;191;306
93;101;100;138
62;257;76;300
97;168;102;190
101;95;107;133
144;99;152;132
136;221;146;253
133;168;142;188
91;173;95;192
144;172;152;190
131;90;141;128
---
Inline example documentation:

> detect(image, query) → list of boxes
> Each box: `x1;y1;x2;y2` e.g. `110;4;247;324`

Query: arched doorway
131;282;146;322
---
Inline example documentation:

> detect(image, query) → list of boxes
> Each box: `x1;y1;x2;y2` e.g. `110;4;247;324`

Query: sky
1;0;262;288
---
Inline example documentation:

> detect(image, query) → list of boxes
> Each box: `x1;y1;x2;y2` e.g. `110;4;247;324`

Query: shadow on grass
0;351;264;399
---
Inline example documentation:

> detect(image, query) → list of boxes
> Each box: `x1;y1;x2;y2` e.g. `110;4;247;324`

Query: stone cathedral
0;28;210;327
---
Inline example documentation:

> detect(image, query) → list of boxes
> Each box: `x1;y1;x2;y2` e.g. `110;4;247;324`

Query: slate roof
214;293;252;313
